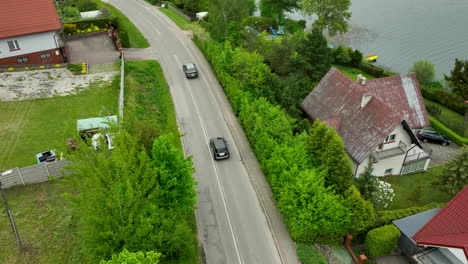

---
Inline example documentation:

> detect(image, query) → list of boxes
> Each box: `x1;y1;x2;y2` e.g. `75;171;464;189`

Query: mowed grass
98;2;150;48
424;99;468;137
0;78;119;170
0;181;78;264
333;64;377;81
159;8;210;39
381;166;452;210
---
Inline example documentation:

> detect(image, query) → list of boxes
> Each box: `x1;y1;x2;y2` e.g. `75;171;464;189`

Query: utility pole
0;180;23;252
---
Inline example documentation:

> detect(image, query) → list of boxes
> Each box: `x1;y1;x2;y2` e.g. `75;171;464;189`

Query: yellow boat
365;55;378;63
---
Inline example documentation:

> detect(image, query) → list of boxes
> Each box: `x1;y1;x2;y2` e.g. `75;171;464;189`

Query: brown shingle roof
0;0;62;39
300;68;409;163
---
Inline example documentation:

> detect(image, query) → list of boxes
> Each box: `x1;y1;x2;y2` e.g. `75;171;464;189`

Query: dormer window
384;134;396;143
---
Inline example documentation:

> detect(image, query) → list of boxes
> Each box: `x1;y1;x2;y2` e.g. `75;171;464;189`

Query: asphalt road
105;0;298;263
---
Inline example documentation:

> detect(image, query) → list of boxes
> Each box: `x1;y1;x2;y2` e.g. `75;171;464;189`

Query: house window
8;40;20;51
40;52;51;59
16;57;29;63
384;134;396;143
384;168;393;175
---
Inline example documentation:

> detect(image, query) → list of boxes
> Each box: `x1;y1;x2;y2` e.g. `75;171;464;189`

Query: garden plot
0;68;117;101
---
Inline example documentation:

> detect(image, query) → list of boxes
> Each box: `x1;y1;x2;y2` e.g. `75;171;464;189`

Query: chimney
357;74;367;85
361;93;372;108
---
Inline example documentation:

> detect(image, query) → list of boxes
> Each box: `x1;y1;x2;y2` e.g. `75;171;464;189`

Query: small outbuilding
80;10;103;20
77;115;118;138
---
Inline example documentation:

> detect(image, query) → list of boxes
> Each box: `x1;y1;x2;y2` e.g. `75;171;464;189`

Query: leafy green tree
344;185;376;234
278;169;350;244
435;146;468;196
247;0;257;15
306;120;353;194
444;58;468;99
100;249;161;264
409;59;436;85
293;28;333;82
332;45;351;65
208;0;248;42
264;37;297;75
350;49;363;67
65;131;196;262
355;157;378;202
62;7;80;21
300;0;351;36
260;0;299;24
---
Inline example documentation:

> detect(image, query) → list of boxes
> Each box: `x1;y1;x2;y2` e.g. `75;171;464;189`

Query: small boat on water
365;55;379;63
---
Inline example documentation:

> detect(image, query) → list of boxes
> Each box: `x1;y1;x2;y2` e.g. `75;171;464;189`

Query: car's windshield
186;64;196;72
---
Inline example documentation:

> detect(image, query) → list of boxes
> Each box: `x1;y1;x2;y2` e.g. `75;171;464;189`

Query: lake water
286;0;468;78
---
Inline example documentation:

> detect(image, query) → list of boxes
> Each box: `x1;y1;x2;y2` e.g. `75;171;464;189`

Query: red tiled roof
412;186;468;260
364;73;430;129
0;0;62;39
300;68;403;163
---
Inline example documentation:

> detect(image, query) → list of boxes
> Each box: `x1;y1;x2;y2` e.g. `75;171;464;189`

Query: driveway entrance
66;32;120;64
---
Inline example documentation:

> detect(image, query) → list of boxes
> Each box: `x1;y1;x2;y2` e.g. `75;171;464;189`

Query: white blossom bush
373;180;395;209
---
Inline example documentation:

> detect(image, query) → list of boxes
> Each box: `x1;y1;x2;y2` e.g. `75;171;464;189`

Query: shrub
364;225;400;258
344;185;376;235
374;202;445;228
69;18;112;30
63;6;80;21
8;67;14;71
118;31;130;48
64;23;78;34
55;64;61;68
429;116;468;145
425;104;442;117
332;46;351;65
421;86;465;115
409;59;435;85
297;245;327;264
350;49;363;67
358;62;384;77
283;18;306;33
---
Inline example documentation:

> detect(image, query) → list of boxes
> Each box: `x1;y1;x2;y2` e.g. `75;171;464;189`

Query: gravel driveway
0;68;117;101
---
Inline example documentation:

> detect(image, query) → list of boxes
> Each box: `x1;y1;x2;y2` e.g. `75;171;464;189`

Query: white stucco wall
437;247;467;264
0;31;60;59
353;124;429;177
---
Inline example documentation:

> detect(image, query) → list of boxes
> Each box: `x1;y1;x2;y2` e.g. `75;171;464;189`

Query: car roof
185;63;196;69
212;137;226;148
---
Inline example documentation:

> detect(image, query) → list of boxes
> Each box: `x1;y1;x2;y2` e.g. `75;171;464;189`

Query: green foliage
350;49;363;67
67;17;112;29
374;202;445;228
65;131;197;262
429;116;468;145
300;0;351;36
306;120;353;194
332;45;351;65
247;0;257;15
208;0;248;43
264;37;297;76
355;158;378;202
75;0;98;11
422;86;466;115
64;23;78;34
279;72;313;119
172;0;208;12
409;59;436;85
358;62;384;77
63;6;80;21
278;169;351;244
364;225;400;258
294;28;333;82
425;104;442;117
100;249;161;264
260;0;299;24
297;244;327;264
344;185;376;235
434;146;468;195
444;58;468;99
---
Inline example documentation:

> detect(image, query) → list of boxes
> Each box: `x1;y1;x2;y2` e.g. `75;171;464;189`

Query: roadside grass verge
0;181;79;264
424;99;468;137
0;78;119;171
98;1;150;48
124;60;199;264
333;64;376;81
381;166;452;210
158;8;210;39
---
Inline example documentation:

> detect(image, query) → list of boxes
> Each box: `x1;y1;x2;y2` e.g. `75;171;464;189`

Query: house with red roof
300;68;432;176
0;0;67;65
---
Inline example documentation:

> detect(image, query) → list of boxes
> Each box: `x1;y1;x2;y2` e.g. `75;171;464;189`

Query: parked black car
183;63;198;78
417;129;451;145
210;137;230;160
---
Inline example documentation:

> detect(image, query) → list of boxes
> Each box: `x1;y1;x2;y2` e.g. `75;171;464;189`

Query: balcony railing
372;141;407;160
404;144;433;164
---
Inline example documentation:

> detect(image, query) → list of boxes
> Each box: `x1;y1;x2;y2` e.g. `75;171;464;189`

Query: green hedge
358;62;384;77
429;116;468;145
66;17;112;30
364;225;400;258
297;245;327;264
374;202;444;228
421;86;465;115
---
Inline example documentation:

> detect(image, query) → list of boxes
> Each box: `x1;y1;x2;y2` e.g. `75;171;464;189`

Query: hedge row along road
106;0;299;263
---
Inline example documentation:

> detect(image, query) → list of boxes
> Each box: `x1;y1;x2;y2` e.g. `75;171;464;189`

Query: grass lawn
98;2;150;48
424;99;468;137
0;78;119;171
0;181;79;264
333;64;376;81
159;8;210;39
381;166;452;210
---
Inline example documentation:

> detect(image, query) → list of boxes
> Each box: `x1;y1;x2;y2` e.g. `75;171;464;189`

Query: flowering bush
373;180;394;209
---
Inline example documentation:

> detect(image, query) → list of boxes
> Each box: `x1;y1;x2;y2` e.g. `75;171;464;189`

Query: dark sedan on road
183;63;198;79
210;137;230;160
417;129;451;145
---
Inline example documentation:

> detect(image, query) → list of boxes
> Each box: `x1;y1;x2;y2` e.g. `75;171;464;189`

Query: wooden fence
0;159;71;189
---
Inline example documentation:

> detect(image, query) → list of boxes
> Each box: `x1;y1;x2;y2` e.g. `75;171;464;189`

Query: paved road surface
106;0;299;263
